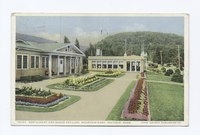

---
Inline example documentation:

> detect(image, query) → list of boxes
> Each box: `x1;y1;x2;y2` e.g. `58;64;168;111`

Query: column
135;61;137;72
112;60;114;69
101;60;103;69
69;57;71;74
64;56;66;75
106;61;108;69
75;57;77;74
118;61;120;69
129;61;131;72
48;55;52;77
77;57;79;73
96;60;97;70
57;55;60;75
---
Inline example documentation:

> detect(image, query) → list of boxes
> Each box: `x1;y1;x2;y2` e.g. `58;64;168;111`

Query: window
113;65;118;69
17;54;28;69
23;56;28;68
42;56;49;68
17;55;22;69
36;56;39;68
65;46;71;52
31;55;40;68
42;57;45;68
31;56;34;68
46;57;49;68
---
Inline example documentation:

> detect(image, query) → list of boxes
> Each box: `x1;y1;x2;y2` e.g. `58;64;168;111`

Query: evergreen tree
64;36;70;43
75;38;80;48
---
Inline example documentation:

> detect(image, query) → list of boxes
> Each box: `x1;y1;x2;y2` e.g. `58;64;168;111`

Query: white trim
53;43;85;56
30;55;40;69
16;39;30;45
42;56;49;68
48;55;52;77
16;54;28;70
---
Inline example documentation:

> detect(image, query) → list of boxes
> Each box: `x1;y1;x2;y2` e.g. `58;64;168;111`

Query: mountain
95;31;183;56
16;33;57;43
86;31;184;66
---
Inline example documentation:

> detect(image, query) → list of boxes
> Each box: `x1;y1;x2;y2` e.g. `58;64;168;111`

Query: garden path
15;72;137;120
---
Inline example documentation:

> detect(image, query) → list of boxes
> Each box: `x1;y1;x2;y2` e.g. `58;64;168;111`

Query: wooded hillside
85;31;184;66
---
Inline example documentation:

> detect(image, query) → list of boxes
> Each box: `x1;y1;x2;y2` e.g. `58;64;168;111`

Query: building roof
16;40;66;52
16;33;57;43
16;40;85;56
88;55;143;60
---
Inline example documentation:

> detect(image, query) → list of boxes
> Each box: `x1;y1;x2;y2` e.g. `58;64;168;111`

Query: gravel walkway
15;72;137;121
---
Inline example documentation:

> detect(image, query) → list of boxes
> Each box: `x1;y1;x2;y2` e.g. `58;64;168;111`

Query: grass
147;72;172;82
16;95;80;112
47;78;114;92
97;73;125;78
148;82;184;121
106;80;136;120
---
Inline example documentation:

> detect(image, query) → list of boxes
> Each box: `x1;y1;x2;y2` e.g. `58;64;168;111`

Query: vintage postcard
11;13;189;126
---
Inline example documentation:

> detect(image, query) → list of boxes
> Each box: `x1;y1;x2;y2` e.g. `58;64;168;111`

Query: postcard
11;13;189;126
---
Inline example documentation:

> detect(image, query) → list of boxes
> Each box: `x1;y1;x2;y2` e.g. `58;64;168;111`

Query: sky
16;16;184;47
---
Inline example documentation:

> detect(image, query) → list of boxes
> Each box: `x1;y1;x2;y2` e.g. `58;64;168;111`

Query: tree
75;38;80;49
64;36;70;43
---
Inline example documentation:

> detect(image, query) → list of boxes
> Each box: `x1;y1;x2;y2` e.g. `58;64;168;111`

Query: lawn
106;80;136;120
148;82;184;121
16;95;80;112
147;73;172;82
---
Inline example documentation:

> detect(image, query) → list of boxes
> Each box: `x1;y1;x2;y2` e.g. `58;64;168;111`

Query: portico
48;55;82;77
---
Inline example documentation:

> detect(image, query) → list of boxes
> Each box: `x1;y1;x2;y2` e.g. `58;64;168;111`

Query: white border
1;0;200;134
11;13;189;126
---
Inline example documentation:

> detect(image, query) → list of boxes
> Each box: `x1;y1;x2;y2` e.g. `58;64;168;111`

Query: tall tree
64;36;70;43
75;38;80;48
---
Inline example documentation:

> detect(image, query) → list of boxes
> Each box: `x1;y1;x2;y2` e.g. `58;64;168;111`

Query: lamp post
124;39;127;56
178;45;181;70
160;51;163;66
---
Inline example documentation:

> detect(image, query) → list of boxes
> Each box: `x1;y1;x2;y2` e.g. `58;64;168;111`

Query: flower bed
16;87;69;108
16;96;68;108
47;77;114;91
16;94;66;104
81;78;113;91
16;86;52;97
96;70;124;77
122;78;150;120
64;74;99;87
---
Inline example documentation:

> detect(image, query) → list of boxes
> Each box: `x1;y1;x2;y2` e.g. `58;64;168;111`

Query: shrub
166;63;172;67
161;67;166;72
81;69;89;74
148;63;158;68
19;75;45;82
105;69;114;74
175;69;181;74
171;73;183;83
165;69;174;76
16;87;52;97
64;74;99;87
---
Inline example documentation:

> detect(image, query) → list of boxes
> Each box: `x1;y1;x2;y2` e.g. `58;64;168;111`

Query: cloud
67;27;105;46
34;28;105;48
36;32;63;42
121;23;149;32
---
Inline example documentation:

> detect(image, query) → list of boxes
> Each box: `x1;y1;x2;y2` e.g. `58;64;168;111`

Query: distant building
16;37;85;80
88;54;146;72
